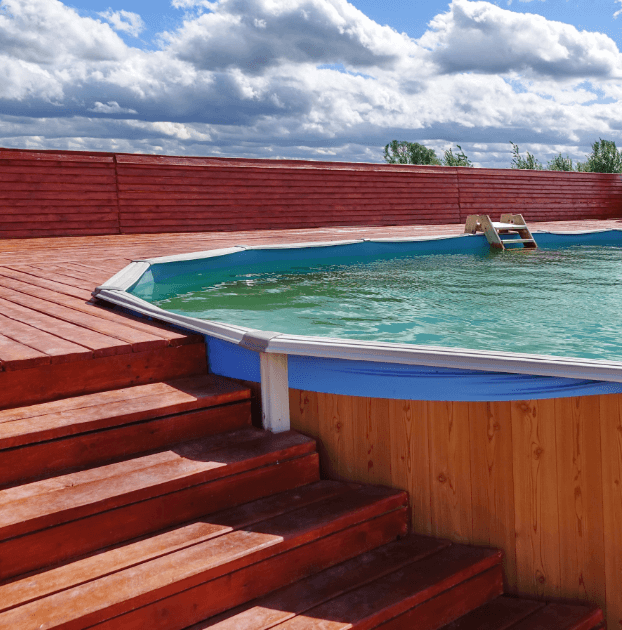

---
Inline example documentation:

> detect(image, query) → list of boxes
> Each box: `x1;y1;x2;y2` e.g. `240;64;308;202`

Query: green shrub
383;141;441;165
547;153;574;171
578;138;622;173
510;142;542;170
442;145;472;167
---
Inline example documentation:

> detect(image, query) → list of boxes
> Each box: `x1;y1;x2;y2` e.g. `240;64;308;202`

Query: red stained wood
0;374;249;430
0;480;339;613
0;428;316;540
0;285;166;352
97;510;409;630
0;401;248;484
0;296;130;358
198;535;452;630
437;596;545;630
509;604;605;630
262;546;502;630
0;343;207;410
0;333;50;370
370;567;504;630
0;450;320;580
0;312;92;365
0;484;407;629
2;148;621;239
0;270;195;344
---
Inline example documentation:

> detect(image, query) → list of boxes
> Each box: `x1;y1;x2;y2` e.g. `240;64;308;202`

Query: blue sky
3;0;622;166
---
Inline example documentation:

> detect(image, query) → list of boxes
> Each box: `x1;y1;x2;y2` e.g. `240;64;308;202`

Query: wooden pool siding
289;389;622;629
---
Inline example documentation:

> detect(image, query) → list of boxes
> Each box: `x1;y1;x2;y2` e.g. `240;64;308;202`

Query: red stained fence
1;148;621;239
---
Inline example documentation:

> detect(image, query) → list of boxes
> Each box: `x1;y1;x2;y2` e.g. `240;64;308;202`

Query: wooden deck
0;219;620;408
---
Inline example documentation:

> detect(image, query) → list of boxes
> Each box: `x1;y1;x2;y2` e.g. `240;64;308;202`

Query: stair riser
85;509;409;630
374;566;504;630
0;454;320;581
0;402;252;487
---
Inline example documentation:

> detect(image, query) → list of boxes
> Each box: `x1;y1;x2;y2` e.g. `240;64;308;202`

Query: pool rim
92;229;622;384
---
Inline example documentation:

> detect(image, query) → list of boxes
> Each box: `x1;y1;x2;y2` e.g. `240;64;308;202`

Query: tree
510;142;542;170
442;145;472;167
578;138;622;173
383;141;441;165
547;153;574;171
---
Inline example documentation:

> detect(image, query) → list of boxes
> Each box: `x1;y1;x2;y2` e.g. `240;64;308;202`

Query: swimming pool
92;226;622;618
94;229;622;406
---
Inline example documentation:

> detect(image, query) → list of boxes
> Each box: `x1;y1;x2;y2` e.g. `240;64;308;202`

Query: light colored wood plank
316;392;353;481
289;389;320;444
511;398;561;598
599;393;622;630
428;401;472;543
469;401;517;591
555;397;606;607
389;399;432;535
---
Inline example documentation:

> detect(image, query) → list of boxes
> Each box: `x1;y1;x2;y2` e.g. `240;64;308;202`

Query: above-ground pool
94;230;622;402
93;227;622;620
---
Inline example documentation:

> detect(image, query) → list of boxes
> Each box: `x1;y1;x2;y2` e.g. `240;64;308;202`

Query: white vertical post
259;352;290;433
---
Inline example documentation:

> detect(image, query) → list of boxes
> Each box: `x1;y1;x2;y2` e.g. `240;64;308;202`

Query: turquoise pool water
150;244;622;362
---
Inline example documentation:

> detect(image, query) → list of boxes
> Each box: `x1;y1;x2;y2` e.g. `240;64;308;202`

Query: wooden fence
1;148;622;238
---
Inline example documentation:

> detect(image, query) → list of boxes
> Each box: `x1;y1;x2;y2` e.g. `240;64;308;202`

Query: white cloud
88;101;138;114
0;0;622;168
420;0;622;79
164;0;412;74
98;9;145;37
0;0;127;63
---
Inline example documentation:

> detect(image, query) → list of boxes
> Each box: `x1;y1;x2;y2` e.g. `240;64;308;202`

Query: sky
3;0;622;166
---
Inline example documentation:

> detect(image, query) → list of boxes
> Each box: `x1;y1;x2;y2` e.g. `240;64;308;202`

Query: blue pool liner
207;337;622;402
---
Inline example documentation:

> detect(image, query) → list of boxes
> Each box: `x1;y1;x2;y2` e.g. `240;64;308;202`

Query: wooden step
0;482;409;630
0;341;208;410
190;536;502;630
0;428;319;580
438;595;605;630
0;375;252;485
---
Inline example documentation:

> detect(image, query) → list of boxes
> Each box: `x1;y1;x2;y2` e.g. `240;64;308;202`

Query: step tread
510;602;604;630
0;483;407;629
438;596;604;630
0;480;343;613
258;545;503;630
0;428;316;540
0;401;252;488
195;535;454;630
0;375;250;449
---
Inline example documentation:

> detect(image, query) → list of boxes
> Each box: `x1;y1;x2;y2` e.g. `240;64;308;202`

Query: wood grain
290;390;622;625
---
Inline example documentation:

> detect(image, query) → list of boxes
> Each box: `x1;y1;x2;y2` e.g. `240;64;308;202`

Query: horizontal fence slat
0;147;620;238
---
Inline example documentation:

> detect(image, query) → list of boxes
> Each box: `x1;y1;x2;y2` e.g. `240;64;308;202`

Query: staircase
464;213;538;250
0;375;604;629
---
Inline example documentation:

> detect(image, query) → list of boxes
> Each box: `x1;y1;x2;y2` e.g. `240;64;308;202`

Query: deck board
0;220;619;375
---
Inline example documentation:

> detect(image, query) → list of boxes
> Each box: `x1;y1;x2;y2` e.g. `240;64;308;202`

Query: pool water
152;245;622;362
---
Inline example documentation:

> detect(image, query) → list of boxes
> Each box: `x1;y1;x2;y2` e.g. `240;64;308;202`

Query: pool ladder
464;213;538;251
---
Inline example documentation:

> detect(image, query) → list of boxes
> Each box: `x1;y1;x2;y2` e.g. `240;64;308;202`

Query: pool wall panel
3;147;622;239
289;389;620;628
